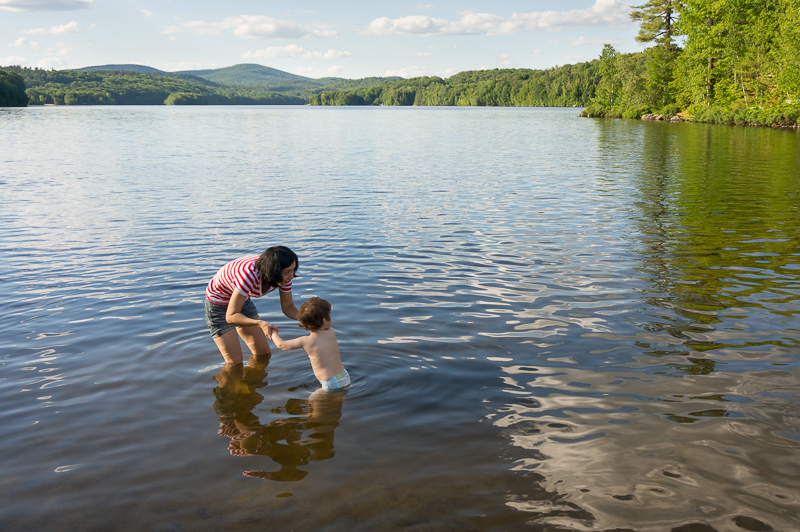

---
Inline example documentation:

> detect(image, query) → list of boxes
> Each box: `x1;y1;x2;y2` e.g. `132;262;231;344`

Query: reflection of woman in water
213;356;345;481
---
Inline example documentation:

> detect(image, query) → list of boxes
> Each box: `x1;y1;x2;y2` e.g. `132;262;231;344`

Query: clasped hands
259;321;279;339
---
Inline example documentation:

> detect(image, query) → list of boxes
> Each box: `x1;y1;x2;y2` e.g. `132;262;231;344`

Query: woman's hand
259;320;278;338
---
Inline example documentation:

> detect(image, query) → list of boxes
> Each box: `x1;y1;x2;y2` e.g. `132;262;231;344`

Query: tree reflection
212;355;345;482
489;122;800;530
605;121;800;372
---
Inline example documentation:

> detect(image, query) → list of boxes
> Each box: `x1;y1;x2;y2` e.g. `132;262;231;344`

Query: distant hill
74;64;164;74
6;65;306;105
68;63;402;99
178;63;310;86
177;63;402;97
6;62;405;105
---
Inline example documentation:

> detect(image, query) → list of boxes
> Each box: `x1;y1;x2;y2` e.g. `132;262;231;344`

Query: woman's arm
279;289;299;320
226;289;274;333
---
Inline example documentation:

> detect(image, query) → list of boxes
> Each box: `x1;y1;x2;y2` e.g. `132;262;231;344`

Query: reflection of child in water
268;297;350;391
213;356;344;482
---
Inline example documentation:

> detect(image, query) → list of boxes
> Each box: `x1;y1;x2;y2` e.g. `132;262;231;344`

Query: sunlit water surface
1;106;799;532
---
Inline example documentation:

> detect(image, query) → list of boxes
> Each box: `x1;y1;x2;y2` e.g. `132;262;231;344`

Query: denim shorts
205;297;259;338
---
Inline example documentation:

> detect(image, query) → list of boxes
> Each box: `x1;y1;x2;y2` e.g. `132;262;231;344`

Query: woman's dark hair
255;245;298;291
298;297;331;332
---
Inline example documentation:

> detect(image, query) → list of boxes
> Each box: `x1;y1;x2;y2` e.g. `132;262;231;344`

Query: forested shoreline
308;63;599;107
582;0;800;128
0;62;598;108
0;67;305;106
2;0;798;128
0;70;28;107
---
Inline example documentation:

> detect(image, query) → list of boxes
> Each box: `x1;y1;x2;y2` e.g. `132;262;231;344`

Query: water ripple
1;107;799;531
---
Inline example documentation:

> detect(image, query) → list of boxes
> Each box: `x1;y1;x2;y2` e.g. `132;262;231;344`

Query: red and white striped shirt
205;255;292;305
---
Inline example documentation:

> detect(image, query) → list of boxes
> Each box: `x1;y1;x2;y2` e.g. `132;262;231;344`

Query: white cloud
293;66;315;76
327;65;345;75
499;53;511;66
11;37;39;46
242;44;304;59
182;15;336;39
365;0;632;36
561;53;595;64
2;55;26;63
141;9;153;17
321;49;352;59
384;65;427;78
0;0;91;11
570;35;621;46
416;3;434;9
53;42;74;56
162;61;220;71
38;57;65;68
366;15;458;36
242;45;351;60
24;21;81;35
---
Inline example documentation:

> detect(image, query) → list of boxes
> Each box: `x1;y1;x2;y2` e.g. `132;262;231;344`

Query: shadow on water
211;354;344;483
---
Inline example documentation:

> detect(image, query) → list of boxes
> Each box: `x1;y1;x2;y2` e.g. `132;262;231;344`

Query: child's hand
259;321;278;338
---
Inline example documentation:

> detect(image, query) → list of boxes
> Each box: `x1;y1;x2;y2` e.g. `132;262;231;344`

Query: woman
205;246;299;364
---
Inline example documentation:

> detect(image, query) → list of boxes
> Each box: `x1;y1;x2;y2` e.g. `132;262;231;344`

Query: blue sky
1;0;644;79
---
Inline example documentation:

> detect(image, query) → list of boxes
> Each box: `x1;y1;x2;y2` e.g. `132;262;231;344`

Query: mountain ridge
176;63;313;85
74;64;164;74
73;63;399;86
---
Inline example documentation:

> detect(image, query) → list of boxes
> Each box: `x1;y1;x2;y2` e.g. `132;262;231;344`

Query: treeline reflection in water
487;120;800;530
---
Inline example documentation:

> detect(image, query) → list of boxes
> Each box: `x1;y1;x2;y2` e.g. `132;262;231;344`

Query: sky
0;0;646;79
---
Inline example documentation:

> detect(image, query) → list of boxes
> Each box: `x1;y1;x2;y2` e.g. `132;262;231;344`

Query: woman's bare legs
237;326;271;357
213;329;245;364
213;326;271;364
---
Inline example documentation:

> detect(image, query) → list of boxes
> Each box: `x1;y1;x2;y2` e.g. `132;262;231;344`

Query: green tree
674;0;726;106
771;0;800;101
644;44;680;108
0;69;29;106
164;92;207;105
675;0;785;107
595;44;623;106
630;0;680;48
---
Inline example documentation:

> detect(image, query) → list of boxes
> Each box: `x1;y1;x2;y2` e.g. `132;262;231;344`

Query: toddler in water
268;297;350;390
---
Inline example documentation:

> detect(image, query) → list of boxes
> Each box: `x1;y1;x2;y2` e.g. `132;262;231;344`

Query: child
267;297;350;391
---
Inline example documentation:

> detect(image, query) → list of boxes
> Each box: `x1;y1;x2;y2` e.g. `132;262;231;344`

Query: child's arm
269;330;307;351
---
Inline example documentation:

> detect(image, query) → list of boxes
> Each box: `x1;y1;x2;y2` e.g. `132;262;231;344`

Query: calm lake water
1;105;799;532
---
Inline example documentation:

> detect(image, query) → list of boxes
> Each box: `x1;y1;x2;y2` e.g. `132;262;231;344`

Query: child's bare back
266;297;350;390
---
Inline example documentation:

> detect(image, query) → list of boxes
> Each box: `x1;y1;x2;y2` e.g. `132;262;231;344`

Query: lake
1;105;799;532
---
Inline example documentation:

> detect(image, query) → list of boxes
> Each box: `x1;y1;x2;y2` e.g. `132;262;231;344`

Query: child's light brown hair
298;296;331;332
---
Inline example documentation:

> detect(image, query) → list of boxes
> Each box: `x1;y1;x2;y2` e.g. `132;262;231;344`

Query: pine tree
630;0;680;49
